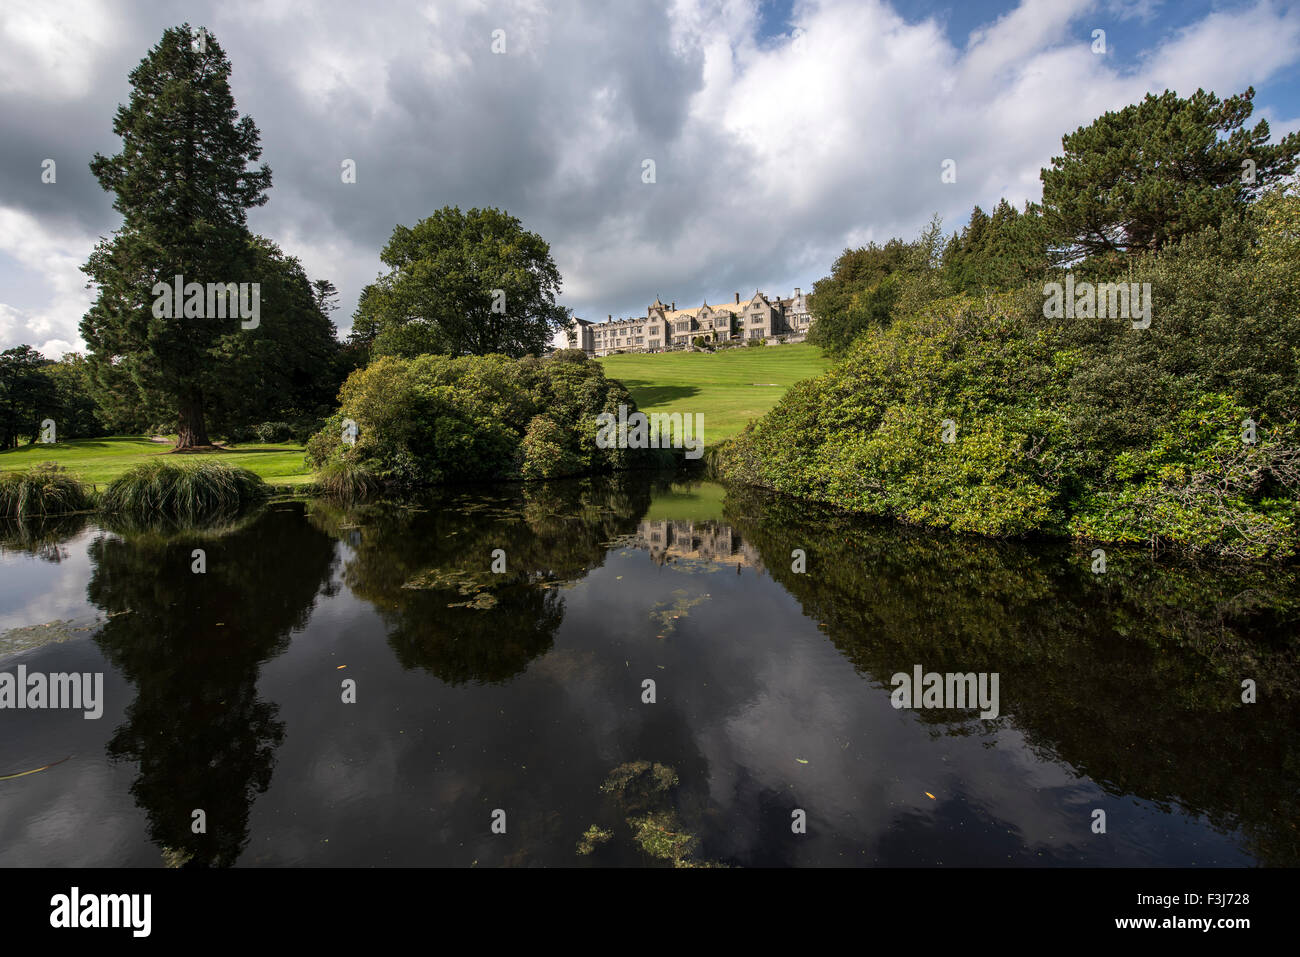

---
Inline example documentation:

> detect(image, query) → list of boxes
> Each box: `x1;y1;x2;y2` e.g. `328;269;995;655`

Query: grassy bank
597;344;830;443
0;436;314;486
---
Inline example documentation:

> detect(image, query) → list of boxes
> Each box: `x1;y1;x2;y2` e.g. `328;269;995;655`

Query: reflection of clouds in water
0;759;148;866
1;479;1284;866
0;527;101;632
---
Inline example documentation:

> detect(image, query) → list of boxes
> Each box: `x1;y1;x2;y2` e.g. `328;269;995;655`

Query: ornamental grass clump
0;464;94;519
100;460;268;520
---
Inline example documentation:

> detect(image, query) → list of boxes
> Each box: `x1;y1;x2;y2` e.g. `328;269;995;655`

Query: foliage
78;25;340;448
40;353;110;440
306;350;651;486
315;460;383;501
0;464;95;518
806;238;910;355
942;199;1050;295
722;186;1300;557
1041;87;1300;262
0;346;58;448
100;459;269;519
749;85;1300;559
352;206;568;361
80;24;273;448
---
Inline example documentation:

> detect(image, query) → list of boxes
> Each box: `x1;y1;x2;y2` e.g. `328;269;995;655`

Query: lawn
0;436;315;486
597;343;831;443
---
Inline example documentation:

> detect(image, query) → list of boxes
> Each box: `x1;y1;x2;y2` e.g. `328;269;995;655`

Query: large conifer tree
81;24;272;448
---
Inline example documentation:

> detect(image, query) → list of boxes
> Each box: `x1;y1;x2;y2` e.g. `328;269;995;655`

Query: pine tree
81;24;272;448
1041;87;1300;263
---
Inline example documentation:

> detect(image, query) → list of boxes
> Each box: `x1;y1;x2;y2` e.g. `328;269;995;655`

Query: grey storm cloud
2;0;1299;354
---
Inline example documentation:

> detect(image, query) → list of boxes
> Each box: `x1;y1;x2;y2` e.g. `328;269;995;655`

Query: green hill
597;344;830;444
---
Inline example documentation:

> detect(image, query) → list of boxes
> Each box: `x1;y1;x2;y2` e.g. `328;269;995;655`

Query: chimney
735;292;740;304
794;287;801;297
671;301;675;310
608;314;612;321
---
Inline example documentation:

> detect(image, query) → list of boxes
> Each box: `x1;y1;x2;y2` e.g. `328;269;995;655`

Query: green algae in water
600;760;679;813
629;810;697;863
576;824;613;855
595;761;726;867
402;567;504;608
0;617;106;660
649;590;711;635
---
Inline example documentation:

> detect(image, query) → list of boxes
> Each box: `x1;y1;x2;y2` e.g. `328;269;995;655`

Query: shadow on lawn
619;384;702;405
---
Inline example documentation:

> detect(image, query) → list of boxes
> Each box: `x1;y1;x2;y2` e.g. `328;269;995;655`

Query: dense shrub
0;464;94;518
227;417;320;444
101;460;269;519
306;351;654;486
253;421;295;443
720;192;1300;558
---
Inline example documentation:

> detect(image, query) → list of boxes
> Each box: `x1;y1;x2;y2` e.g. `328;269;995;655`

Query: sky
2;0;1299;355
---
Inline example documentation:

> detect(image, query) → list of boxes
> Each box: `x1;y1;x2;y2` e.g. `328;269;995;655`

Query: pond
1;475;1296;867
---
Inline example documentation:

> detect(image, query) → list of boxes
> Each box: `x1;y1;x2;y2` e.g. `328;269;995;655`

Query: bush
227;418;317;444
0;464;94;519
316;460;383;502
306;352;653;487
254;421;295;443
719;226;1300;559
101;460;268;519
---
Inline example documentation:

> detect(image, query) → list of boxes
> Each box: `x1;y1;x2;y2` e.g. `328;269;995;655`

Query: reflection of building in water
635;520;763;569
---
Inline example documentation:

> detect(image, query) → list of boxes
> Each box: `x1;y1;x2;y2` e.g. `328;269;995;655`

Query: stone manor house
564;289;812;357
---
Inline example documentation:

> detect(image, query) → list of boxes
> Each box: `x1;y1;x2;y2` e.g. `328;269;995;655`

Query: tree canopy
81;24;273;448
352;206;569;360
1041;87;1300;263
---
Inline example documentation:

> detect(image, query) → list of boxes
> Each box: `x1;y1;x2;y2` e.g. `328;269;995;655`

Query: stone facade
634;519;762;569
568;289;812;356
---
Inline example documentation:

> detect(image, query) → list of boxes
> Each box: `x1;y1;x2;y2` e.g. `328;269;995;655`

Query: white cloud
0;207;98;357
0;0;1298;348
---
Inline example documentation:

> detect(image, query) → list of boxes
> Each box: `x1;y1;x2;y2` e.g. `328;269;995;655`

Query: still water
1;475;1296;867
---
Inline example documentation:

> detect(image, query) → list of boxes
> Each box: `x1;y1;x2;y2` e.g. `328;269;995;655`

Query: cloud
0;0;1298;357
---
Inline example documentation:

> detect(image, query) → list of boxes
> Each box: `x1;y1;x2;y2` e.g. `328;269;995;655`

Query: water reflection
305;478;654;684
85;504;338;866
0;476;1295;866
720;485;1300;866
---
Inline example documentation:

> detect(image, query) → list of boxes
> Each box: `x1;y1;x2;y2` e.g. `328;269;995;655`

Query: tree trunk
175;393;210;449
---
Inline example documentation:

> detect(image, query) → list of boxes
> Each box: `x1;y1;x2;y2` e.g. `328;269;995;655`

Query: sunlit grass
597;344;830;443
0;436;314;485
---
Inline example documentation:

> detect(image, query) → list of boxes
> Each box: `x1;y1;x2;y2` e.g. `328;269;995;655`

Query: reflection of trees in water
307;477;654;685
87;504;338;867
0;514;92;563
723;485;1300;866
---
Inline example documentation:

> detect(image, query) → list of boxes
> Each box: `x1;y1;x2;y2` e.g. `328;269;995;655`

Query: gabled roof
662;302;740;321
